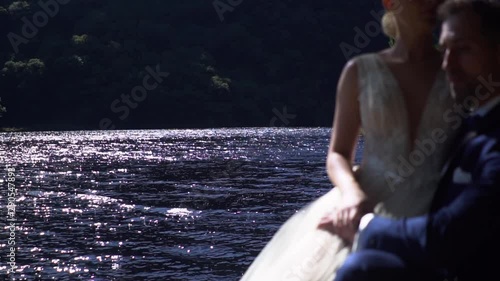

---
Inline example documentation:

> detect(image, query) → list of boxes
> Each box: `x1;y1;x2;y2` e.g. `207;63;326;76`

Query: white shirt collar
473;96;500;117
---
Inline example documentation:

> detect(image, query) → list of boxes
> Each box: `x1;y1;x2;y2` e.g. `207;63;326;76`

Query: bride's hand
318;191;373;243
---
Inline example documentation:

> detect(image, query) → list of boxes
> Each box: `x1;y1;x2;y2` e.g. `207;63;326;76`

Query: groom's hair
438;0;500;45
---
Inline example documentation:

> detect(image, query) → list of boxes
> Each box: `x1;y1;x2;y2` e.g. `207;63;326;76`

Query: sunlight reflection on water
0;128;363;280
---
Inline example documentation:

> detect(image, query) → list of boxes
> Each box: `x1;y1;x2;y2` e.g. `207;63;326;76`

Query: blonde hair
382;11;398;38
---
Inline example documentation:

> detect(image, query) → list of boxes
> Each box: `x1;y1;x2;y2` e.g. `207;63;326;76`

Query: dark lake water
0;128;364;280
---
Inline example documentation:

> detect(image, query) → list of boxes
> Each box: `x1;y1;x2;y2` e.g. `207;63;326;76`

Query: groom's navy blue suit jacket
355;102;500;280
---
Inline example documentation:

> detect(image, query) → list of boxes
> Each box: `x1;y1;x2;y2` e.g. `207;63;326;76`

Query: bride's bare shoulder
338;57;359;86
339;51;380;81
344;50;389;68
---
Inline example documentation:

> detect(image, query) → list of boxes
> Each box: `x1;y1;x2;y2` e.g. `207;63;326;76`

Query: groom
334;0;500;280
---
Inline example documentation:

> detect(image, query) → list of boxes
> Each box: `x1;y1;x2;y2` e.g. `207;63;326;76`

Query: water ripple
0;128;363;280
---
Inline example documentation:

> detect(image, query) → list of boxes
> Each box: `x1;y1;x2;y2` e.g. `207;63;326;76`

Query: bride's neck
391;31;439;62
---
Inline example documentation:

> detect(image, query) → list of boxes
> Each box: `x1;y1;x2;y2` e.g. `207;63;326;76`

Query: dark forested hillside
0;0;390;131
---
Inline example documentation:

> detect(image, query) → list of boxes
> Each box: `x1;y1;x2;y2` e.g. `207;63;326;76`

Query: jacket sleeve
355;144;500;269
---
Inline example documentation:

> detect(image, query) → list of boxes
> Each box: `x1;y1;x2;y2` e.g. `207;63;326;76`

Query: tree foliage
0;0;389;130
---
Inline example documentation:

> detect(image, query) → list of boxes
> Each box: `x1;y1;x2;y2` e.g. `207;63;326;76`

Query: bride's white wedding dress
239;53;457;281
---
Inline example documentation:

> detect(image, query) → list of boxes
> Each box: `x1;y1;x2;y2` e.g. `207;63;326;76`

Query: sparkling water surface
0;128;364;280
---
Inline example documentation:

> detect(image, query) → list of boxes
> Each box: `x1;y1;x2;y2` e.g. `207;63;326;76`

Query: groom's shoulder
481;123;500;146
486;128;500;155
468;128;500;181
468;127;500;155
473;105;500;151
489;126;500;139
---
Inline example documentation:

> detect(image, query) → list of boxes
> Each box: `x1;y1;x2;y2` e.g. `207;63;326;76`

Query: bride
239;0;457;280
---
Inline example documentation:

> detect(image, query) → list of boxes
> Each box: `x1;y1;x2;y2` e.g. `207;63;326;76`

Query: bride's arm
319;58;373;238
326;58;363;198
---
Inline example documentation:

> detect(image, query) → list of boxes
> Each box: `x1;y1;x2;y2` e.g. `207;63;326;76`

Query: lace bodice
354;53;457;218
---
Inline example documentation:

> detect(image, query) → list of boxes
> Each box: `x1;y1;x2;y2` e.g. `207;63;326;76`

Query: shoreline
0;126;332;133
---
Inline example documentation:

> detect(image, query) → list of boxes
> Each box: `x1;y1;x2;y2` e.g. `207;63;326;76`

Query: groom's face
439;10;500;103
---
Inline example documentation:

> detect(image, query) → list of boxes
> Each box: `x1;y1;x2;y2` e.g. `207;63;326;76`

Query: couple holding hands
241;0;500;280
